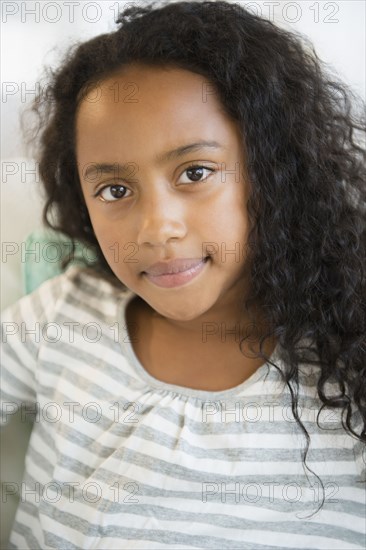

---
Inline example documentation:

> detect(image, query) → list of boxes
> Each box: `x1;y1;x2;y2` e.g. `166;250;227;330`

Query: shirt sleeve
0;269;72;426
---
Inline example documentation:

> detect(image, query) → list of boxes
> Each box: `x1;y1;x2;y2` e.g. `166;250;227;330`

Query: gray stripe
1;308;39;361
62;293;117;326
43;531;80;549
27;446;55;477
120;423;359;462
50;445;365;496
53;309;119;347
1;365;35;400
31;421;56;452
11;520;42;549
38;343;138;389
49;420;136;458
38;499;366;548
153;398;345;435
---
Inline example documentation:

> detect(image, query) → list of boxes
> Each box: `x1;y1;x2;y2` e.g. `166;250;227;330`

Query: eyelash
93;164;216;203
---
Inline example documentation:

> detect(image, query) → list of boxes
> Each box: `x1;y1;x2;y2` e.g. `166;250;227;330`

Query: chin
158;307;201;322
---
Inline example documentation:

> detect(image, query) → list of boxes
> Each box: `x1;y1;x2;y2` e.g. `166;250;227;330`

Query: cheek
86;215;127;267
90;217;146;281
206;191;248;243
203;188;249;268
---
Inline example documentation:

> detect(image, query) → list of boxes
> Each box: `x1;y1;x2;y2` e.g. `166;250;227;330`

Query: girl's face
76;63;251;323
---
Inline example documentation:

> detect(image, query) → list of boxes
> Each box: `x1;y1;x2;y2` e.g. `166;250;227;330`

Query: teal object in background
22;229;97;294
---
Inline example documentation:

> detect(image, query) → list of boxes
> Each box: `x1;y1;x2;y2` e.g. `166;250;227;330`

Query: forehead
75;63;240;161
77;63;220;115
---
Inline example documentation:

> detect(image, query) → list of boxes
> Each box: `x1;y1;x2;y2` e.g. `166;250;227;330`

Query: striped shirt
1;265;365;549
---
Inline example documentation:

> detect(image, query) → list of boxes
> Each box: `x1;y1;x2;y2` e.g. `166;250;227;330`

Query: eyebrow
82;140;223;180
155;140;222;164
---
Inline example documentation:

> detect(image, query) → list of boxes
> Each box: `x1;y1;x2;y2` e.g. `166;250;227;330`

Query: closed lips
143;257;209;276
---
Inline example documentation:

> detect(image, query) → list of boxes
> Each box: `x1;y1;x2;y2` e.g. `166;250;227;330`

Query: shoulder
1;266;131;326
60;264;128;301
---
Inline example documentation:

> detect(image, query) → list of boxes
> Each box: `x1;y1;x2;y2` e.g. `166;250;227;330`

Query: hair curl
26;0;365;518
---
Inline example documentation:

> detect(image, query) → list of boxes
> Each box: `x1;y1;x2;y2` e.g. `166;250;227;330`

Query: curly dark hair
26;0;365;518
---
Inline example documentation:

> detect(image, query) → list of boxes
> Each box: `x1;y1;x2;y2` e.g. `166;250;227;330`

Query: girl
1;1;365;548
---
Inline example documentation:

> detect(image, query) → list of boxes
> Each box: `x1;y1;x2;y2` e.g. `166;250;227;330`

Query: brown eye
179;165;214;185
187;166;205;181
96;184;130;202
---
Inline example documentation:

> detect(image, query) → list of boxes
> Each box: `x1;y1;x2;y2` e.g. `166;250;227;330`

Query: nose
135;192;187;248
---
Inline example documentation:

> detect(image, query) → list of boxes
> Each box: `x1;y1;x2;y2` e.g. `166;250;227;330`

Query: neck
146;294;273;354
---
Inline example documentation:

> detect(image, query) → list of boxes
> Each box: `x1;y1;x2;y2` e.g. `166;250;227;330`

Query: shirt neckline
117;290;282;400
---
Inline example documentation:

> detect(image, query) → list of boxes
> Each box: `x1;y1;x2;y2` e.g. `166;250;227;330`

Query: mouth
142;256;209;288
